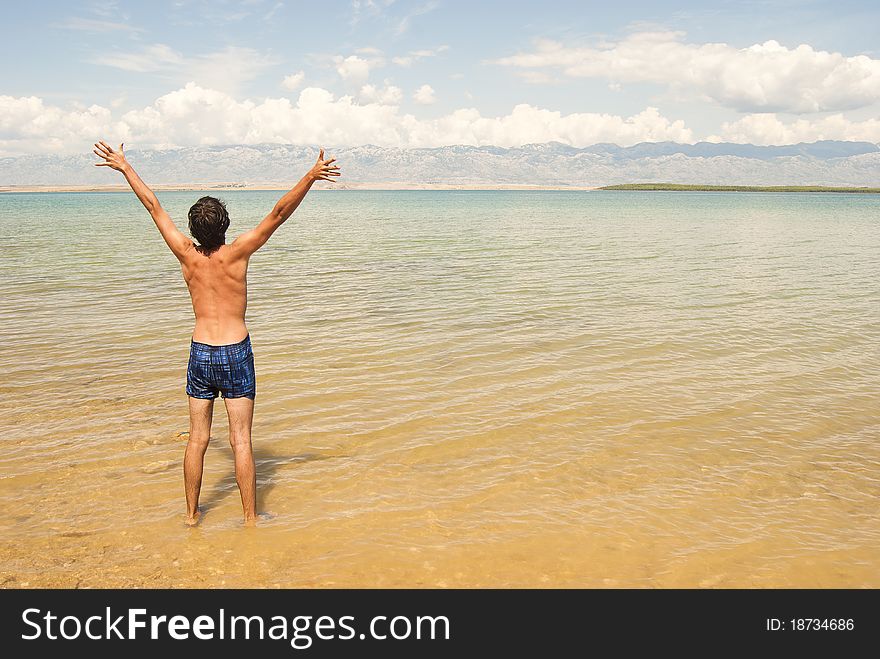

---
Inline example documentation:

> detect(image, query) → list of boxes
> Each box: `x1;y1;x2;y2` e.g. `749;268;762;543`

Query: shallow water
1;189;878;587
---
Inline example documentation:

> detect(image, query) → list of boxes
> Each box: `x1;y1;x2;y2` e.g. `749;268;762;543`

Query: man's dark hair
188;196;230;254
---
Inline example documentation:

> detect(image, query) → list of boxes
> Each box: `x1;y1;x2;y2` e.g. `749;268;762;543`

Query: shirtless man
93;140;340;526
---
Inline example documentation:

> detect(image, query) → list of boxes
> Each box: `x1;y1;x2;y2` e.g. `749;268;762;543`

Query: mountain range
2;140;879;187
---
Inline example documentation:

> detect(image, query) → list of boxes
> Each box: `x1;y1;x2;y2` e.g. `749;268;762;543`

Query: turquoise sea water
1;190;878;587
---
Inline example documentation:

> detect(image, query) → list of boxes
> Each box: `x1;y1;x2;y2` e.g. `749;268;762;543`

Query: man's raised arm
232;148;341;257
93;141;193;259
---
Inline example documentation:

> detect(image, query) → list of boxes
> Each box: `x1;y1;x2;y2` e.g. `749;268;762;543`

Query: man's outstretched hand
309;148;341;182
93;141;130;172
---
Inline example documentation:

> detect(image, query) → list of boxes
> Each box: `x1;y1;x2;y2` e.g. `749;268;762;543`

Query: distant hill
582;140;880;160
1;140;878;187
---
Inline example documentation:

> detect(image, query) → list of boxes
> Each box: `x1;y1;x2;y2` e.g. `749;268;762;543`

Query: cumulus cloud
495;31;880;113
708;113;880;145
413;84;437;105
11;80;876;155
0;84;697;155
0;95;116;154
359;82;403;105
282;71;306;91
15;84;880;156
400;105;693;147
333;54;378;85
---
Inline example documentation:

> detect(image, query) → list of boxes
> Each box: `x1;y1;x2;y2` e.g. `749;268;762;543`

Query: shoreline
4;182;880;193
0;183;602;193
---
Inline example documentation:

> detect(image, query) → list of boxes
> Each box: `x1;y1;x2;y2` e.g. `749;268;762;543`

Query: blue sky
1;0;879;154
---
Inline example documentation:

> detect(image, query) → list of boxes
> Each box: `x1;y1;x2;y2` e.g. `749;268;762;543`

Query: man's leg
224;396;256;526
184;396;214;526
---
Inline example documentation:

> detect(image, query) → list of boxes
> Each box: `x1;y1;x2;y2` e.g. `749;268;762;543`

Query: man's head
188;196;230;254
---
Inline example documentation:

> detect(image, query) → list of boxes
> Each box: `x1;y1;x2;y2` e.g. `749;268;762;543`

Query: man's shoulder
184;243;249;266
222;239;255;262
175;240;198;261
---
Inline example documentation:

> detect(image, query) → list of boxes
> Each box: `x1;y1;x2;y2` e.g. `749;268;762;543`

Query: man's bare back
182;243;250;345
93;140;340;526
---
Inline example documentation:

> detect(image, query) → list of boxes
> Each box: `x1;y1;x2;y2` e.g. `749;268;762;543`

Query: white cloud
282;71;305;91
85;0;122;19
350;0;398;24
0;95;115;155
0;85;698;155
394;1;437;36
56;17;142;33
359;82;403;104
517;71;559;85
495;31;880;113
392;45;449;67
413;84;436;105
263;1;283;21
189;47;280;92
411;46;448;57
11;83;877;156
404;105;692;148
90;45;279;93
91;43;182;73
708;113;880;145
333;54;379;85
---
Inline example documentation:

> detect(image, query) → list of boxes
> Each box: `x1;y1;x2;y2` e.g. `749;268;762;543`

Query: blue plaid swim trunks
186;334;256;400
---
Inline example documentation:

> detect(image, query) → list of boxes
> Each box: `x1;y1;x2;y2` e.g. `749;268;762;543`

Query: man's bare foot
243;512;274;528
185;510;202;527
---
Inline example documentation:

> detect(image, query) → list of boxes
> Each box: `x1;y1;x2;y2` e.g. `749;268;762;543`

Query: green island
599;183;880;193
